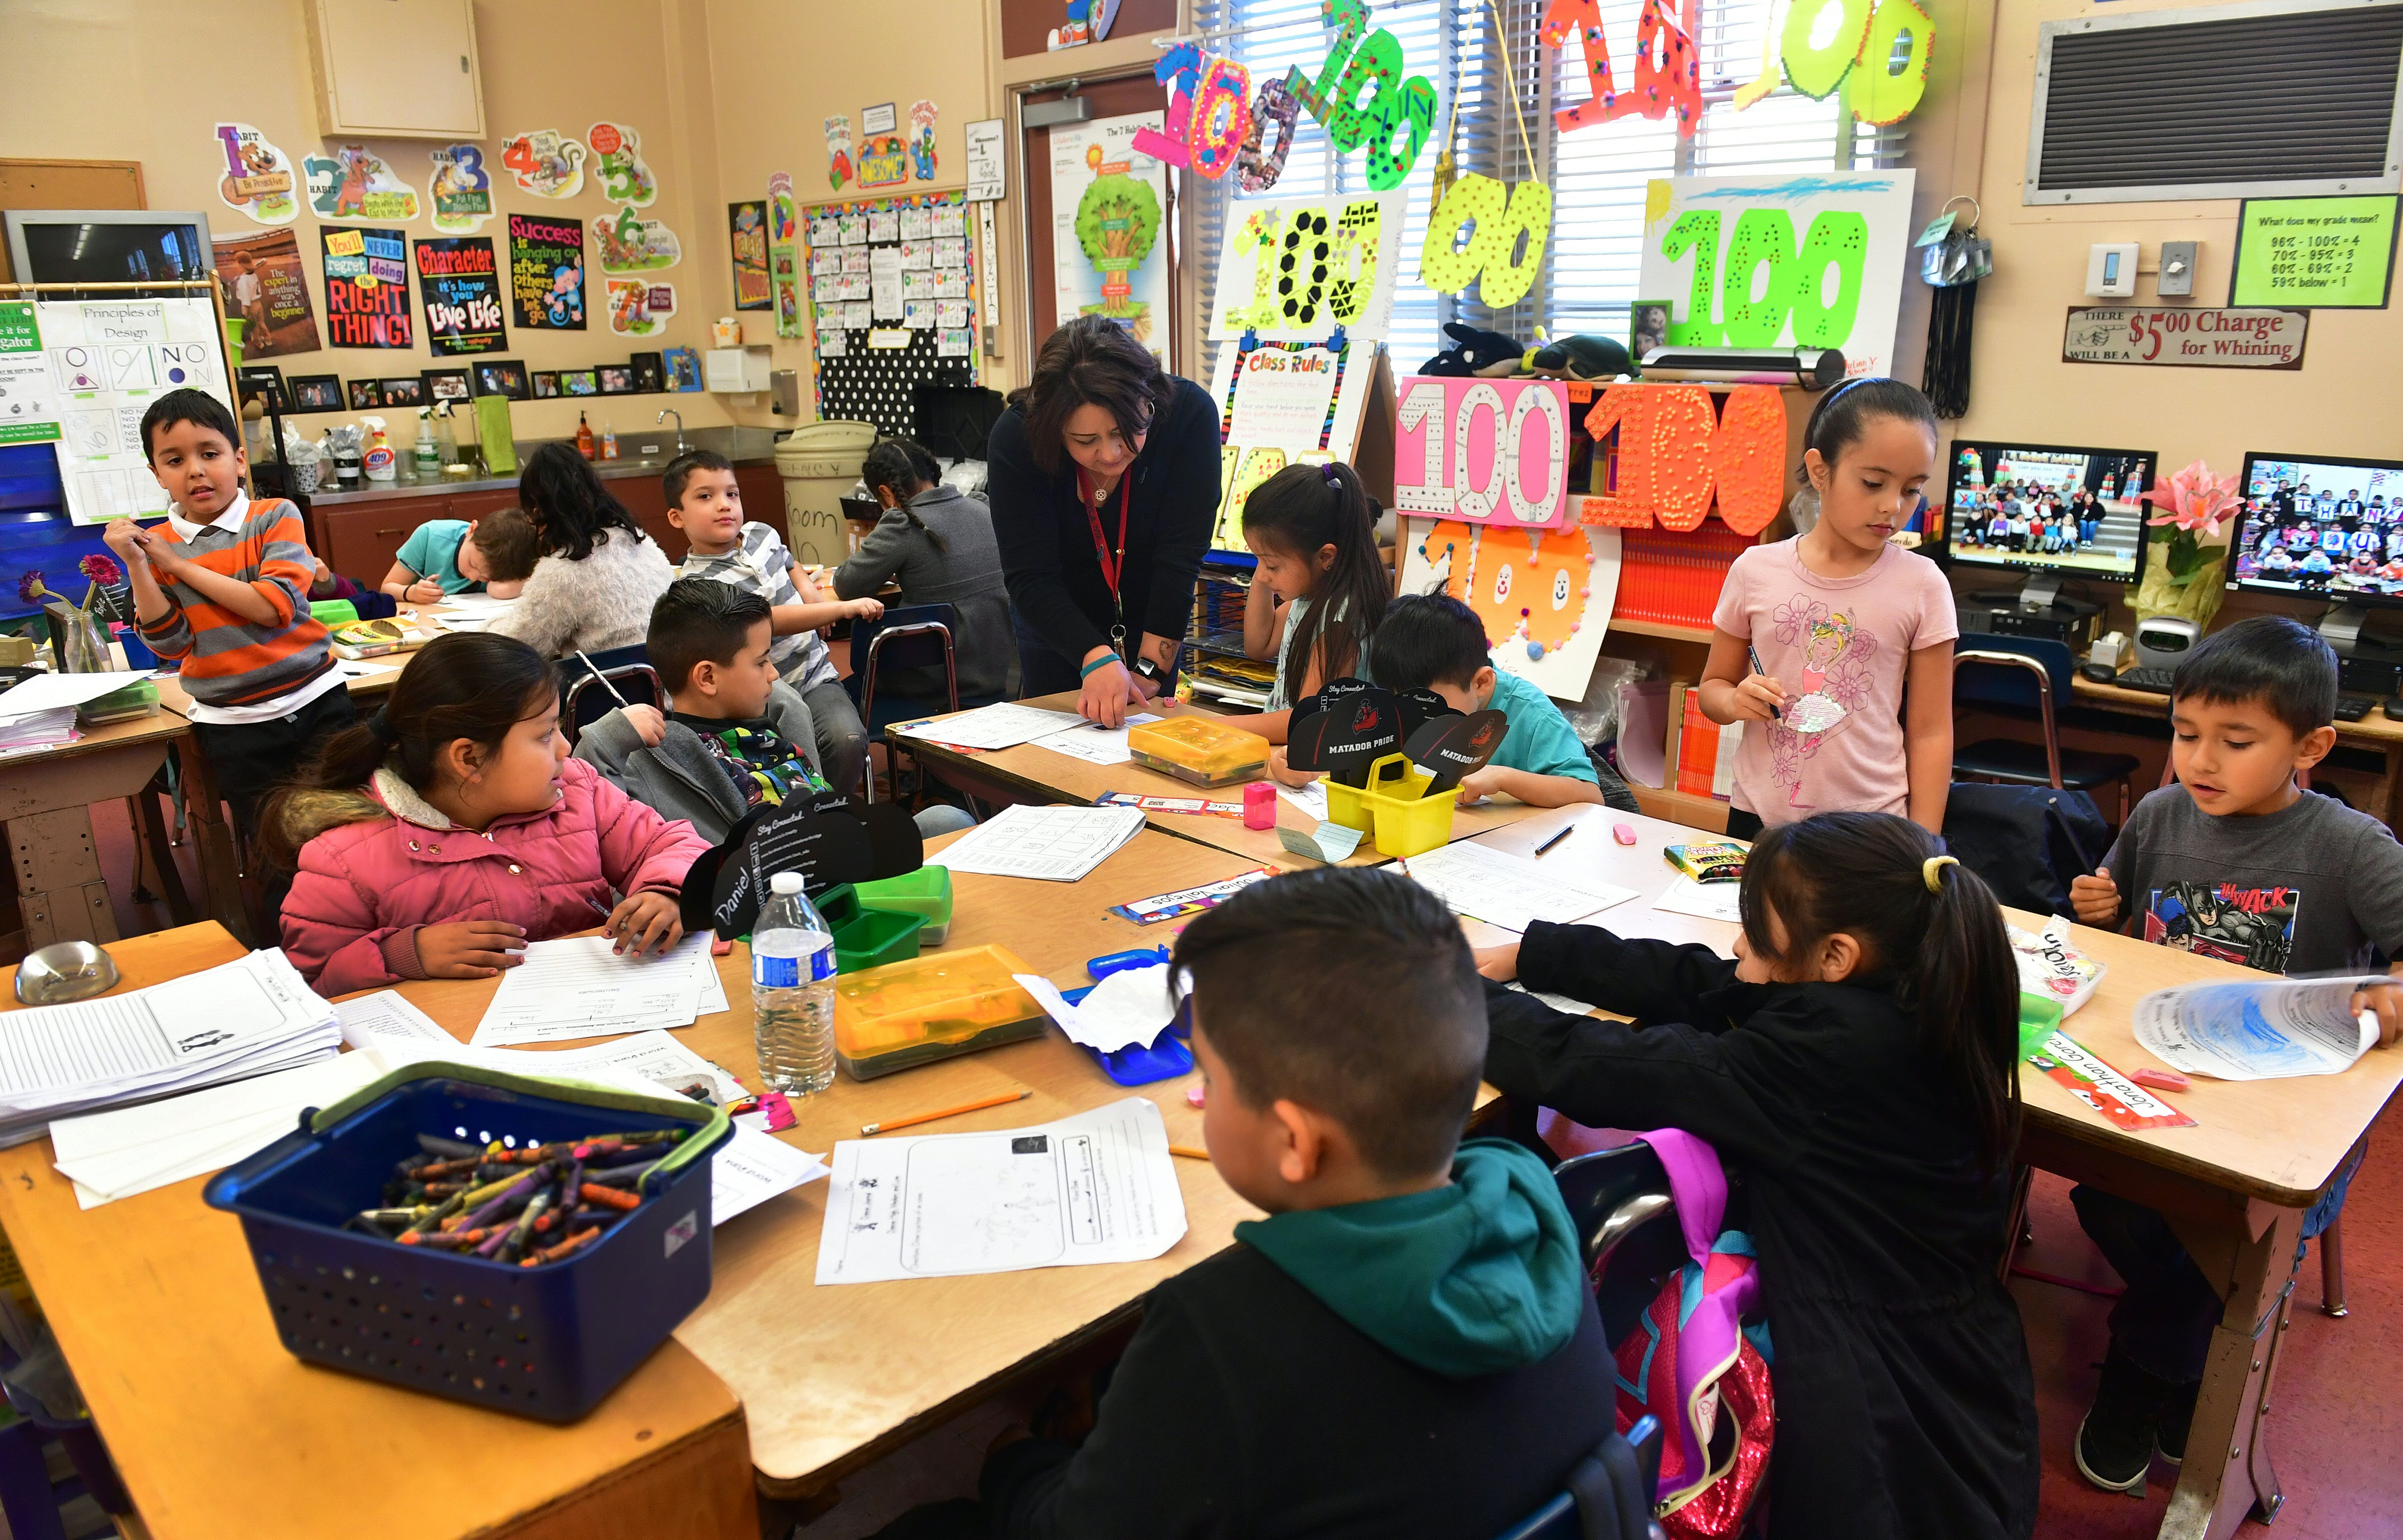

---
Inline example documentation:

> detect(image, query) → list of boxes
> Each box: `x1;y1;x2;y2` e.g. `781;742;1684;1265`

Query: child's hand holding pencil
1734;644;1787;723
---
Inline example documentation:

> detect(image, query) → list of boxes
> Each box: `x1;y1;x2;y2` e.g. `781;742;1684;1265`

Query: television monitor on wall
3;210;212;286
1937;440;2158;605
2227;450;2403;643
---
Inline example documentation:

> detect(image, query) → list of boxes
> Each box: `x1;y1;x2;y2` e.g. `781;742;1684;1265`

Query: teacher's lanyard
1079;466;1133;652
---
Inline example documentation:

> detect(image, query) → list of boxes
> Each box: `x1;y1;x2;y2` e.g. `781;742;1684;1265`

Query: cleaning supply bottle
600;419;619;461
412;409;440;480
361;417;396;482
434;400;459;470
576;411;595;460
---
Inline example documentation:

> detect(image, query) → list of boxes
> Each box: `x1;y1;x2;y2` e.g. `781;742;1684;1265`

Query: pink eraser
2130;1067;2190;1093
1186;1082;1206;1108
1613;823;1638;846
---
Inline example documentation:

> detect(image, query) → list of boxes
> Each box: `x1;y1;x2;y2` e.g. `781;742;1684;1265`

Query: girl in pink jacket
268;631;710;998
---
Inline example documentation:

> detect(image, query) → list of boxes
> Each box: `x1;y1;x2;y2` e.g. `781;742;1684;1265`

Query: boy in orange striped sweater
106;390;354;836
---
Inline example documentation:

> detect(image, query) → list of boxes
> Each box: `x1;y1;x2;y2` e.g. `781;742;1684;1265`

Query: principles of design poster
41;298;231;524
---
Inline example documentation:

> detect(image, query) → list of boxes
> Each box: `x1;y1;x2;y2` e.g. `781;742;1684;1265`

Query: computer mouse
2081;663;2120;684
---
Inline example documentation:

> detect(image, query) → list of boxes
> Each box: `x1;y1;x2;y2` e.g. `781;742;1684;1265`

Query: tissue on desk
1015;966;1178;1054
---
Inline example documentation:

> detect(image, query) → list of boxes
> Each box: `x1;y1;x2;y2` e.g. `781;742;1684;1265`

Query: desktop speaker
2133;618;2202;672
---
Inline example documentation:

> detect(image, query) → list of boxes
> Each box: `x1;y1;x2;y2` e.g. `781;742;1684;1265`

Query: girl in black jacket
1479;811;2039;1540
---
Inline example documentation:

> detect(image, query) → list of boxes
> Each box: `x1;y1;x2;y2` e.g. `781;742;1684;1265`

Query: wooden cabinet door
448;488;519;523
735;466;786;545
318;501;429;586
612;476;684;563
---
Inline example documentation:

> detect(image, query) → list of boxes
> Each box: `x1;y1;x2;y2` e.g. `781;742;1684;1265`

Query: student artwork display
802;191;977;433
825;115;853;191
595;206;681;273
1542;0;1698;133
320;227;413;349
427;144;495;233
586;123;657;207
730;201;772;310
500;129;587;199
1208;191;1406;340
768;172;804;337
1577;383;1788;534
1050;114;1170;355
1134;45;1254;179
507;214;586;330
1638;170;1916;377
414;237;507;356
38;298;232;524
1422;176;1553;309
1283;0;1438;189
211;229;321;358
1545;0;1934;135
1394;376;1573;529
1397;517;1625;700
606;279;677;336
210;122;299;226
910;100;940;181
303;145;421;223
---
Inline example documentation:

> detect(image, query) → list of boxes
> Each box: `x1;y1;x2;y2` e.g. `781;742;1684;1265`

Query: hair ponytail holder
1321;463;1344;487
1922;855;1958;894
368;709;399;745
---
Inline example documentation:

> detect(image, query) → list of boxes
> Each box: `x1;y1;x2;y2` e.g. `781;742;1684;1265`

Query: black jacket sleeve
985;1284;1247;1540
1138;379;1224;645
988;407;1110;662
1517;922;1743;1023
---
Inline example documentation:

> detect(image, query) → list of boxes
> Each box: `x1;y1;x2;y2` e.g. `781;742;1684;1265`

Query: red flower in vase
79;553;124;587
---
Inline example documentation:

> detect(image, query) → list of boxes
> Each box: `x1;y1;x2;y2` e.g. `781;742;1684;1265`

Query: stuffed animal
1419;321;1524;378
1524;334;1635;382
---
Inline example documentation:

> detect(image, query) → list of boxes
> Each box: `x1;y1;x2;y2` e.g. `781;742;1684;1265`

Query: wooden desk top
892;690;1545;871
387;830;1282;1490
0;925;750;1540
2072;670;2403;745
1474;805;2403;1208
0;704;186;767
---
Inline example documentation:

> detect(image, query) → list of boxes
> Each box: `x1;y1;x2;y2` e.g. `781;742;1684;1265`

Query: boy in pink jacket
269;632;708;998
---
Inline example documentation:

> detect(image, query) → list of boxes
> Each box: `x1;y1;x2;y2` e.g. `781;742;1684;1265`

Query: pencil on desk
1168;1144;1211;1162
575;649;632;708
861;1087;1032;1136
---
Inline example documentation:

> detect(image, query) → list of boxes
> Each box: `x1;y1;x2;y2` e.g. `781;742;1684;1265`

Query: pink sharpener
1243;780;1277;830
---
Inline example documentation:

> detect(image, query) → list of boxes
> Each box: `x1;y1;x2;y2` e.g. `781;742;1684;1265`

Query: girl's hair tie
1922;855;1958;894
1321;463;1344;487
368;709;399;744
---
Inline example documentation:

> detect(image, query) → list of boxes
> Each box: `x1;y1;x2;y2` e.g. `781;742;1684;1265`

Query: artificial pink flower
2141;459;2241;539
78;553;123;586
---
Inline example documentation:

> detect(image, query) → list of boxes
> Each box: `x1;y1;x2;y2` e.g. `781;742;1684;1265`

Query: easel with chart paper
799;191;978;435
3;278;242;525
1203;190;1405;552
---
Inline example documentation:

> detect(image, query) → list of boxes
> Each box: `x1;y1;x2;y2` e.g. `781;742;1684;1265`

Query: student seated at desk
1478;812;2039;1540
924;867;1615;1539
834;436;1014;706
491;445;675;658
269;630;708;998
378;510;538;604
573;579;970;841
1275;592;1629;812
2067;616;2403;1493
1222;461;1390;744
105;389;353;839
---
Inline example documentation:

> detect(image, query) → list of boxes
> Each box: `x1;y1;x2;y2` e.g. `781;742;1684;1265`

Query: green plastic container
854;866;955;945
2017;992;2064;1061
310;598;360;625
818;884;925;974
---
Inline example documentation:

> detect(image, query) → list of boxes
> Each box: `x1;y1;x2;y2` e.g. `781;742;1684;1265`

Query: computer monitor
2227;451;2403;647
3;209;213;286
1938;440;2158;608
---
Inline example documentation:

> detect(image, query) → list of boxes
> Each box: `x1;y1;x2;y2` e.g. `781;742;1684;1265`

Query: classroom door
1018;75;1183;377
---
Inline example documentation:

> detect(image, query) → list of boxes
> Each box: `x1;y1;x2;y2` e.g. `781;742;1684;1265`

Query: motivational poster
730;200;771;310
414;237;507;356
508;213;586;330
320;226;413;349
211;228;320;358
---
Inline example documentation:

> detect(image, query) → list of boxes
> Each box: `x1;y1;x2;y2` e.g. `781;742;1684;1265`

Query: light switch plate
2158;240;2198;297
2087;242;2140;298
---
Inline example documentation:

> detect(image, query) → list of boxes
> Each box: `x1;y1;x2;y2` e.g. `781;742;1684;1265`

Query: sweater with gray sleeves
833;484;1014;703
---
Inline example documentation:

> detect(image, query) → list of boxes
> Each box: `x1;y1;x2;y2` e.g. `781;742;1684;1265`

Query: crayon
578;1183;642;1212
417;1132;479;1160
525;1226;603;1267
499;1189;557;1264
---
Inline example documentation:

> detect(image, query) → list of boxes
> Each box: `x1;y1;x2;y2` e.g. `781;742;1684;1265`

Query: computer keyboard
2116;667;2177;693
2335;693;2376;722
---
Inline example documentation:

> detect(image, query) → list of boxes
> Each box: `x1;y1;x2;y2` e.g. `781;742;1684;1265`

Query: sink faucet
656;408;686;455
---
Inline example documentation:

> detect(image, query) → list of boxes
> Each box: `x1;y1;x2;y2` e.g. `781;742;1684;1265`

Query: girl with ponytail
836;436;1015;704
265;631;708;998
1478;810;2038;1540
1229;460;1391;743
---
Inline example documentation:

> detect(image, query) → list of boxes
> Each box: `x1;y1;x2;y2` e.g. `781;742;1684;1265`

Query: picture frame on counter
474;358;530;400
289;374;342;411
234;365;287;412
629;351;665;393
560;367;598;397
532;370;561;399
597;363;636;395
380;376;428;408
422;368;473;404
345;378;384;410
663;346;702;392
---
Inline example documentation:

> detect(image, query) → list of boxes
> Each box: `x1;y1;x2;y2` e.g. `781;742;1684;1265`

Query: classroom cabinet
305;0;485;139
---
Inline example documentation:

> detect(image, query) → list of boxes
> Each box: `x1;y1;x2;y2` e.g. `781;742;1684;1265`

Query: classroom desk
0;924;758;1540
385;829;1289;1504
0;708;192;946
2072;670;2403;824
890;690;1546;870
1466;803;2403;1540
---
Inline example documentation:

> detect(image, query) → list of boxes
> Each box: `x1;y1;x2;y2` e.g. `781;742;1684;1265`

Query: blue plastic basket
204;1062;732;1423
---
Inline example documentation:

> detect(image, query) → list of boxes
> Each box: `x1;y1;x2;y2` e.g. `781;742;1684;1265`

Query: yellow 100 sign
1658;206;1868;349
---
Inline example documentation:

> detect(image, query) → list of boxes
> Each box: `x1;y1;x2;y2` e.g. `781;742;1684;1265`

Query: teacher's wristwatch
1131;656;1170;690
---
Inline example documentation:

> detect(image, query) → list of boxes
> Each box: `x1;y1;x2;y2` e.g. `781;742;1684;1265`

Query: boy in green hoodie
969;867;1615;1540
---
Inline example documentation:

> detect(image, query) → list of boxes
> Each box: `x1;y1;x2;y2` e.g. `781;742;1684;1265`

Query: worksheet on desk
815;1097;1187;1284
899;702;1084;751
468;933;718;1046
1397;842;1638;934
924;804;1145;881
1029;713;1161;766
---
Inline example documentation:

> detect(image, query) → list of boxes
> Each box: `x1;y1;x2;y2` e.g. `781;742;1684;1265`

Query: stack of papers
339;993;747;1103
0;950;342;1148
1655;874;1744;924
0;669;152;719
1398;842;1638;934
899;702;1085;750
469;933;729;1047
0;706;79;752
1029;713;1162;767
2134;975;2387;1081
926;804;1145;882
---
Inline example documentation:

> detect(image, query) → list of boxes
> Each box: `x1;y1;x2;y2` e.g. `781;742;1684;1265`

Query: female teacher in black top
988;316;1223;726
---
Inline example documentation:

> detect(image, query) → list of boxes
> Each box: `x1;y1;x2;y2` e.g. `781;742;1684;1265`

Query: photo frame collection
277;355;684;412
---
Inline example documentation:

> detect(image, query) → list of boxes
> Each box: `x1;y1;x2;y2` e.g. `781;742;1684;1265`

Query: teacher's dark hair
1008;316;1175;477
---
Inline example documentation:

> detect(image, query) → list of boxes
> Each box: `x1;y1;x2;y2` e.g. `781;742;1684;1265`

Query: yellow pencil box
1128;716;1269;788
833;944;1046;1080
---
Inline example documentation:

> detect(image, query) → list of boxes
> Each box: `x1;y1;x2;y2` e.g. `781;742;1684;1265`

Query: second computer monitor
1940;441;2157;584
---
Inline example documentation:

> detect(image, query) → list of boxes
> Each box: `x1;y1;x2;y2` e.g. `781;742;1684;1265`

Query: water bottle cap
770;872;804;896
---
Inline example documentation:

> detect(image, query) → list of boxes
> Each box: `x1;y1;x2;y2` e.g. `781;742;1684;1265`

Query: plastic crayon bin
205;1062;732;1423
854;865;955;944
817;884;926;974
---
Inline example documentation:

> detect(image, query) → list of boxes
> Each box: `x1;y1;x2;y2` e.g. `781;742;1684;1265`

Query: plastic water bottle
752;873;837;1094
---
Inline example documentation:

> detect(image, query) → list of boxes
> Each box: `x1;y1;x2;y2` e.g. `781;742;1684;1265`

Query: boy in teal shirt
379;511;537;603
1370;593;1626;809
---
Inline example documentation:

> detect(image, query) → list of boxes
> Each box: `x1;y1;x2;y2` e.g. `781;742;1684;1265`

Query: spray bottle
413;409;440;480
361;416;396;482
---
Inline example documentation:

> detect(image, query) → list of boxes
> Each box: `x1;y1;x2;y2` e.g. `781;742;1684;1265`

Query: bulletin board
800;190;978;435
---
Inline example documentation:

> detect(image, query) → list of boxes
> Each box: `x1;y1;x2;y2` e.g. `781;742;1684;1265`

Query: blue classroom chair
1952;633;2141;822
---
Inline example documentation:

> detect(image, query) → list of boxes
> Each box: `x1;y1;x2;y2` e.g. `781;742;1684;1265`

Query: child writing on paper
491;444;676;658
941;867;1615;1538
834;436;1014;706
1478;812;2039;1540
266;631;708;999
379;510;539;604
1225;461;1392;744
1698;378;1956;840
2065;616;2403;1493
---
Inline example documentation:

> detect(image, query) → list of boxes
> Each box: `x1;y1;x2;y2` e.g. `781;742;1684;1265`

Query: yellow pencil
860;1088;1032;1136
1168;1144;1211;1161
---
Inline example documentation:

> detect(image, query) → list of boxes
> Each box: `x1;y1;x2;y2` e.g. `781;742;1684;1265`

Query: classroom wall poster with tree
1049;113;1169;358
